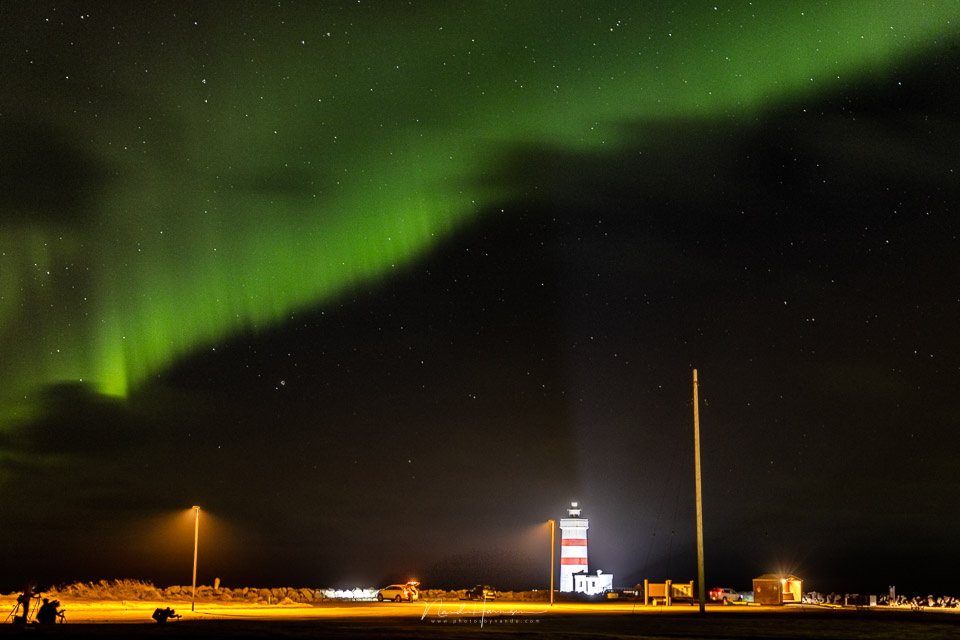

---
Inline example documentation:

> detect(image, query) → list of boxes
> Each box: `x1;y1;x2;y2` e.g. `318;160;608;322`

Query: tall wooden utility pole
693;369;706;613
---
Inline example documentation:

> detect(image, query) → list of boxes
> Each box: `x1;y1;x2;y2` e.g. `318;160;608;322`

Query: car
377;581;419;602
462;585;496;600
709;587;742;603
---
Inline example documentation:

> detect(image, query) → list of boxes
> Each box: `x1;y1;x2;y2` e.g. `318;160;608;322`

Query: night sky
2;1;959;597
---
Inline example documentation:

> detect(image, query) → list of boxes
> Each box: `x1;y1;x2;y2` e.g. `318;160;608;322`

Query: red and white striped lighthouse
559;501;589;592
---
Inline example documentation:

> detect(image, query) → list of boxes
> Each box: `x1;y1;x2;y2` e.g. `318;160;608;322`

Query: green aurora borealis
2;2;958;422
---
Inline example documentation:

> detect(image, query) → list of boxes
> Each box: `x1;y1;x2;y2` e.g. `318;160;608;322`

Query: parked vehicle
377;581;419;602
708;587;741;602
462;585;496;600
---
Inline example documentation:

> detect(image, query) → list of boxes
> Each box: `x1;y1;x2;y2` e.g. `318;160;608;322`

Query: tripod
3;602;18;624
4;594;40;624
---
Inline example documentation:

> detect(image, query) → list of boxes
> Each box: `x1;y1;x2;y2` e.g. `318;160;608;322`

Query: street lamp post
191;506;200;612
548;519;555;606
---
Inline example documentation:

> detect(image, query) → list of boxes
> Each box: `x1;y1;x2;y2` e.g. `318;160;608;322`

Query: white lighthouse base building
574;570;614;596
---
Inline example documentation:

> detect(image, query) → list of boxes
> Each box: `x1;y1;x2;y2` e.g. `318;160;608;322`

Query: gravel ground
2;598;958;639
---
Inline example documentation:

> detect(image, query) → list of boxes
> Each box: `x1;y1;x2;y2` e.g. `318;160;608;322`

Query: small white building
574;569;614;596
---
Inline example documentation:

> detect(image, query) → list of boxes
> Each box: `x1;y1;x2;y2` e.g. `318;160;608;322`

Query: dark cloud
0;384;148;459
0;123;105;224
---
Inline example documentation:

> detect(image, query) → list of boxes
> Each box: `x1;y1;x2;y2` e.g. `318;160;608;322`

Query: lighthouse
559;501;589;592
